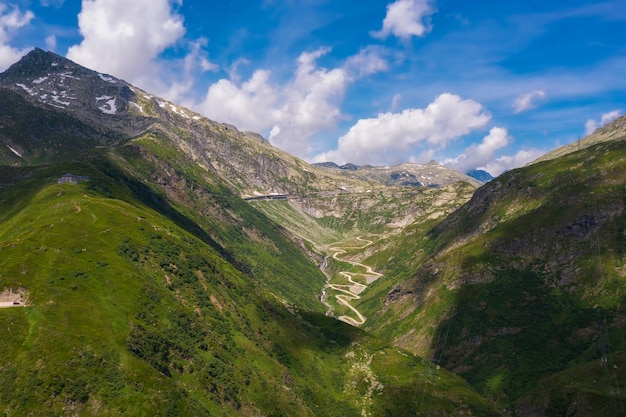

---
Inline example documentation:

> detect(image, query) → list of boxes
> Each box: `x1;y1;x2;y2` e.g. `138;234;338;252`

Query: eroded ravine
320;236;383;326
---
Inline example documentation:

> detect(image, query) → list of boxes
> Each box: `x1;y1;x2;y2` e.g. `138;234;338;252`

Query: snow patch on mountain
15;83;34;95
6;145;22;157
98;73;117;83
129;101;143;113
51;94;71;106
59;71;80;81
96;95;117;114
16;73;76;109
169;104;190;119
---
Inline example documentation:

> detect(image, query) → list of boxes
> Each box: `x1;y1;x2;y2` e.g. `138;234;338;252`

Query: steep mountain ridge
530;114;626;164
1;48;478;198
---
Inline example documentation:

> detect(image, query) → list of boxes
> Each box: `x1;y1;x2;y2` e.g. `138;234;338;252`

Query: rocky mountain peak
0;48;134;118
1;48;70;79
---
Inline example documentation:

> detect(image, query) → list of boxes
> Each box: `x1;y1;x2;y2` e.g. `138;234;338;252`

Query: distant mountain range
313;160;483;187
1;48;626;416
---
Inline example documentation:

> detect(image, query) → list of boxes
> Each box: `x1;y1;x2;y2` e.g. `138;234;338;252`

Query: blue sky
1;0;625;175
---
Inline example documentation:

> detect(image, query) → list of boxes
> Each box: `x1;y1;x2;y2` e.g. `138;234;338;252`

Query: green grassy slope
101;133;327;312
0;161;500;416
250;199;343;247
0;79;330;312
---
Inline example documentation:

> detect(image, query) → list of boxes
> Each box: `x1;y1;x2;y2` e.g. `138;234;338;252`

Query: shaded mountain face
0;89;126;164
0;50;499;416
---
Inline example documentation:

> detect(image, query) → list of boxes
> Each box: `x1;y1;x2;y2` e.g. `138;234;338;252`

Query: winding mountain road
321;236;383;326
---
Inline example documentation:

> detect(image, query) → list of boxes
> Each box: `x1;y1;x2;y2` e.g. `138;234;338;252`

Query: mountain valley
1;48;625;416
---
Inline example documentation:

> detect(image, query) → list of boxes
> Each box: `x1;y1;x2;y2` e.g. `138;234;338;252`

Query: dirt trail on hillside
321;237;383;326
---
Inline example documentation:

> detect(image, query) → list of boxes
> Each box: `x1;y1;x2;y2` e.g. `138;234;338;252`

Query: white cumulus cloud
315;93;491;166
443;127;509;173
199;69;280;134
195;47;388;158
45;34;57;51
0;4;34;71
480;148;544;177
585;109;621;135
160;37;219;104
67;0;185;83
343;45;389;78
371;0;435;40
513;90;546;113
